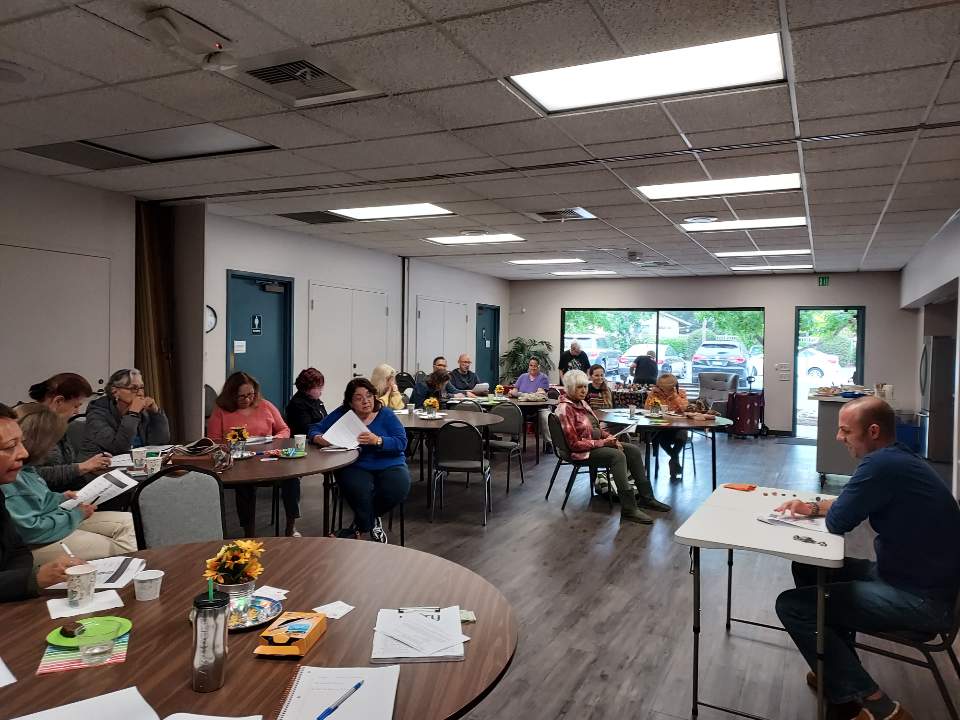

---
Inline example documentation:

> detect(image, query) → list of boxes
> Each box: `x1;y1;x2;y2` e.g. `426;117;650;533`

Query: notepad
371;606;467;663
276;666;399;720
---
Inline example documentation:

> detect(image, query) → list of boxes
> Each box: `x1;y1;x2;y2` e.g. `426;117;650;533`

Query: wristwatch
377;436;383;447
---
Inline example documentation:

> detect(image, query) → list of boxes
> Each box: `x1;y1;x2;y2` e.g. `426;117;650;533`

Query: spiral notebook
276;666;399;720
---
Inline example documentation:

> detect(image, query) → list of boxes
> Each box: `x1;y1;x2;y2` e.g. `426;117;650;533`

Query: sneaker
854;705;912;720
332;525;360;539
370;517;388;544
639;497;672;513
620;509;653;525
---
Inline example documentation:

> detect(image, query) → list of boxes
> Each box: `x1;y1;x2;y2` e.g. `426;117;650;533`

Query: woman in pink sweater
207;372;296;537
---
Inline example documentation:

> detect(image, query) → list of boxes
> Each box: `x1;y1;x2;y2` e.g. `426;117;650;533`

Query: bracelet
806;501;820;517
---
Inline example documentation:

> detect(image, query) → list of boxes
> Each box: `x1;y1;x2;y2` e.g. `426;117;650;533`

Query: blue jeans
776;558;953;703
336;464;411;533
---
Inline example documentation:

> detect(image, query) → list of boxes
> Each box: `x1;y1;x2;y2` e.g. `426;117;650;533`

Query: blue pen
316;680;363;720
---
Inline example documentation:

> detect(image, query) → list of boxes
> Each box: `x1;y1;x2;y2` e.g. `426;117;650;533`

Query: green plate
47;616;132;647
279;450;306;459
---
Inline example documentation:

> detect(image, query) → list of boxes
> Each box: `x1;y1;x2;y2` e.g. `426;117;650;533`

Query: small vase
229;440;246;458
215;580;256;625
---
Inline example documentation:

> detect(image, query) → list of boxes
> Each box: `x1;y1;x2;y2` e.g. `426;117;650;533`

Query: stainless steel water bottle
191;590;229;692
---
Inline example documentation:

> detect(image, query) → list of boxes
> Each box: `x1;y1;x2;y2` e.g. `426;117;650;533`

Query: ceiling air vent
524;207;596;223
278;211;354;224
223;49;379;108
626;251;675;268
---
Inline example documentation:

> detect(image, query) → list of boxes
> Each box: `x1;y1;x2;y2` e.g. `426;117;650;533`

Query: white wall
508;272;918;433
901;211;960;309
203;214;403;395
0;167;135;397
406;259;510;372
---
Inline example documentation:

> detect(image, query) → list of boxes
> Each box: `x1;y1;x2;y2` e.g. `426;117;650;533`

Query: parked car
618;344;686;379
797;347;841;379
748;345;763;377
691;340;749;382
562;334;621;371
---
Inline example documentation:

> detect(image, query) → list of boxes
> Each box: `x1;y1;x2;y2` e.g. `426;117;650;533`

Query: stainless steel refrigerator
918;335;956;462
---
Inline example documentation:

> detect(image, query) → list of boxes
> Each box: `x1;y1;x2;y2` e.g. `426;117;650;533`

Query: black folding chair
487;401;524;493
544;413;612;511
432;421;492;525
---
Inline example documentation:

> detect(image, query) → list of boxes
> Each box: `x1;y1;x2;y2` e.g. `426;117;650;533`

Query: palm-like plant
499;337;554;382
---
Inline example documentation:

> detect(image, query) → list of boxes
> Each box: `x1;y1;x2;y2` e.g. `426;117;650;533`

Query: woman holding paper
1;404;136;564
308;378;409;543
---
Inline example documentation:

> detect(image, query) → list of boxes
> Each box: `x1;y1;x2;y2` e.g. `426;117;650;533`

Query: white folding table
674;485;844;720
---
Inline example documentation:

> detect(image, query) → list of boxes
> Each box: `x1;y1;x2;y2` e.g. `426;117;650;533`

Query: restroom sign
251;314;262;335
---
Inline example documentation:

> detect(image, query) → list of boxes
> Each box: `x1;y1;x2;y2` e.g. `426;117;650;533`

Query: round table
1;538;518;720
217;440;358;536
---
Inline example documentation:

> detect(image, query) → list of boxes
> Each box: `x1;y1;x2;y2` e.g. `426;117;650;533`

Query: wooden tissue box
253;611;327;657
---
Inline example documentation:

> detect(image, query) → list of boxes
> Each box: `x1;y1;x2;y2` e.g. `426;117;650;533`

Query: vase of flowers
225;426;250;458
203;540;265;621
423;397;439;418
494;384;504;398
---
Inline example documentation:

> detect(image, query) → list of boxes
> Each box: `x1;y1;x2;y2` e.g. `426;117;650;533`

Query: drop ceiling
0;0;958;279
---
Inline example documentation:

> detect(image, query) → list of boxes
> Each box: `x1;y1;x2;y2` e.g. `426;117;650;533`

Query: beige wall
508;272;919;433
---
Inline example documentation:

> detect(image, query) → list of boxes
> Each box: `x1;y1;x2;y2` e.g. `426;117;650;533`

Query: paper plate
47;616;132;647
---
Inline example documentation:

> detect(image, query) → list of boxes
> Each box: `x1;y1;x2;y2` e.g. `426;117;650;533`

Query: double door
415;297;468;374
308;283;388;395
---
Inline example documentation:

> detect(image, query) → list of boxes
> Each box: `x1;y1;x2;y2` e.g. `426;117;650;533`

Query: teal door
226;272;292;409
475;304;500;384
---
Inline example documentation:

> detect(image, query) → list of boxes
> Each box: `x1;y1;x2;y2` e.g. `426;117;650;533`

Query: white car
797;347;842;380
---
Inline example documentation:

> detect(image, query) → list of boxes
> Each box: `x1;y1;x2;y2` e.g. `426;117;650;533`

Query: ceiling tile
805;166;901;190
124;71;286;121
728;191;805;210
912;135;960;164
791;5;960;81
414;1;533;20
686;123;796;149
226;150;333;177
937;62;960;104
442;0;621;77
352;156;508;180
302;96;442;140
800;108;923;137
454;119;574;156
786;0;948;28
0;149;87;176
611;158;707;187
901;159;960;183
459;175;551;199
0;1;65;23
797;66;943;120
218;113;353;149
313;26;490;93
299;132;484;170
535;169;624;194
0;7;190;83
803;140;910;172
700;149;800;177
664;86;793;133
498;147;593;167
585;136;688;161
400;81;538;130
928;102;960;124
0;120;61;151
552;104;678;146
0;45;99;103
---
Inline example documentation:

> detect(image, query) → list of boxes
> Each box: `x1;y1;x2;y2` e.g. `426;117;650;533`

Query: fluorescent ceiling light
550;270;617;276
508;258;585;265
639;173;800;200
730;264;813;271
331;203;452;220
681;216;807;232
510;33;783;112
715;248;812;258
425;233;524;245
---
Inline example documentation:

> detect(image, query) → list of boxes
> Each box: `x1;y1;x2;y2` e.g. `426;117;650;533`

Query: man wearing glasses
80;368;170;461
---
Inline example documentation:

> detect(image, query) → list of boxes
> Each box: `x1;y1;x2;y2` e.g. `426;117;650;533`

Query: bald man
775;397;960;720
448;354;479;397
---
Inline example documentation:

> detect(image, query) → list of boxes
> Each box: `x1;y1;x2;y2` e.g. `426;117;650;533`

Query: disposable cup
134;569;164;601
131;447;147;469
294;434;307;451
628;404;637;418
406;404;415;413
66;564;97;607
145;456;162;475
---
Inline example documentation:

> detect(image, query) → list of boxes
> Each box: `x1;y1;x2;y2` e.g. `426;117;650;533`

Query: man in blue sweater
775;397;960;720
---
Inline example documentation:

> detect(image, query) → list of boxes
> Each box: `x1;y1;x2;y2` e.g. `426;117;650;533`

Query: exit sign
818;275;830;287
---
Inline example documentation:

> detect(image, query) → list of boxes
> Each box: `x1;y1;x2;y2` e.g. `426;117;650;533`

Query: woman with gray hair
555;369;670;525
80;368;170;460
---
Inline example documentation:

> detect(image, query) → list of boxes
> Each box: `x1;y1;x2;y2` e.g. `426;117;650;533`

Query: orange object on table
723;483;757;492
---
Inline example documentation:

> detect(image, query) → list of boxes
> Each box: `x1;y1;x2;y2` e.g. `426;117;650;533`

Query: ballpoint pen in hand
316;680;363;720
59;542;76;558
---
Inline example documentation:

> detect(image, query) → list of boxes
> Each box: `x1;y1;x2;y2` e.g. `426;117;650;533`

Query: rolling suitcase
729;390;764;436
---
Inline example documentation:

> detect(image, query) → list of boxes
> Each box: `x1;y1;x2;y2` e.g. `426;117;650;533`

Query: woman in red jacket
555;370;670;525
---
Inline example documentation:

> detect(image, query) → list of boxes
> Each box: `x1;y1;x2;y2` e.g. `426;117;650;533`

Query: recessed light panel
715;249;811;258
681;217;807;232
507;258;585;265
550;270;617;276
639;173;800;200
510;33;783;112
92;123;271;161
425;233;524;245
730;264;813;271
333;203;452;220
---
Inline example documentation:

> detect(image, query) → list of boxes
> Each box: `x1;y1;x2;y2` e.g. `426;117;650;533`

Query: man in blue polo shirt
774;397;960;720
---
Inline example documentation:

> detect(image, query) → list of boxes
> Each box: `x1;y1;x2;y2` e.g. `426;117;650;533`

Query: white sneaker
370;517;388;544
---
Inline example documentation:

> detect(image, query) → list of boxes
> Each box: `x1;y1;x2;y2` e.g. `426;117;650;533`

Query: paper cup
294;434;307;451
131;447;147;469
134;569;164;601
66;564;97;607
628;404;637;418
406;404;415;413
145;456;162;475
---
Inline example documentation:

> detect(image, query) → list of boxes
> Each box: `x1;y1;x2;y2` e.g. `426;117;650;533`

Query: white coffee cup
133;569;165;601
628;404;637;418
145;456;162;475
294;434;307;451
66;564;97;607
131;447;147;469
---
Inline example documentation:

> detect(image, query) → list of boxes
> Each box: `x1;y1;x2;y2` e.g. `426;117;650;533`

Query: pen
59;542;75;558
316;680;363;720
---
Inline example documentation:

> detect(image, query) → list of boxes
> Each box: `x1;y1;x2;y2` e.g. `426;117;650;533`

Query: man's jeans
775;558;953;704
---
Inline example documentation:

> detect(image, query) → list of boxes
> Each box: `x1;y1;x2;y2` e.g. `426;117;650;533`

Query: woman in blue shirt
308;378;410;543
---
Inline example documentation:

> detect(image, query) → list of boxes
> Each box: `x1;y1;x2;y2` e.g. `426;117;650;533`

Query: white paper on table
313;601;354;619
374;609;470;654
276;666;399;720
255;585;288;601
110;454;134;468
60;470;137;510
245;436;273;446
47;589;123;619
141;445;174;453
392;409;409;415
11;686;159;720
167;715;261;720
48;556;146;590
757;512;830;533
0;657;15;687
319;410;367;450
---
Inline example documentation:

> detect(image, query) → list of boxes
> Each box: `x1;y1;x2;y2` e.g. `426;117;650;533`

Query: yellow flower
495;385;504;395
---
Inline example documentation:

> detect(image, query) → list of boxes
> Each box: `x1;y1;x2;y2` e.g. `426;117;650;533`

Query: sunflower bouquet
494;384;505;397
225;426;249;444
422;396;440;416
203;540;265;585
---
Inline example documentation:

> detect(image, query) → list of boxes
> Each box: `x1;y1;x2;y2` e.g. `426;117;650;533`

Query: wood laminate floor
233;434;960;720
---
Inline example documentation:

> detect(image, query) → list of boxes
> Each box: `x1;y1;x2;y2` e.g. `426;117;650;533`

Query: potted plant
499;337;555;383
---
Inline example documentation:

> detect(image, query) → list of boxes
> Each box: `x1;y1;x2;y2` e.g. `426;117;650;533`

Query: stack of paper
319;411;368;450
48;556;146;591
371;606;469;663
757;512;829;533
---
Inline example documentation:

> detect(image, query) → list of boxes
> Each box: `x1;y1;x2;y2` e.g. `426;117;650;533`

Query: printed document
320;411;368;450
60;470;137;510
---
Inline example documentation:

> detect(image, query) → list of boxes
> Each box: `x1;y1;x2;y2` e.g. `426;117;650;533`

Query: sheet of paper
110;454;134;468
374;610;470;655
0;657;15;687
313;601;354;619
277;666;399;720
60;470;137;510
392;409;409;415
371;607;466;663
47;589;123;619
12;686;159;720
319;447;353;453
320;410;367;450
166;715;261;720
48;556;146;591
757;512;829;533
141;445;174;453
255;585;288;601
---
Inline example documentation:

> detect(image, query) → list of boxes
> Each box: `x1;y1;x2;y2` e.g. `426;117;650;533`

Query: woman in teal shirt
2;404;136;564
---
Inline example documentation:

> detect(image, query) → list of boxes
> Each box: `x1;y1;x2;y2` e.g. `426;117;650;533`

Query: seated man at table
774;397;960;720
448;354;480;396
80;368;170;460
0;403;87;601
